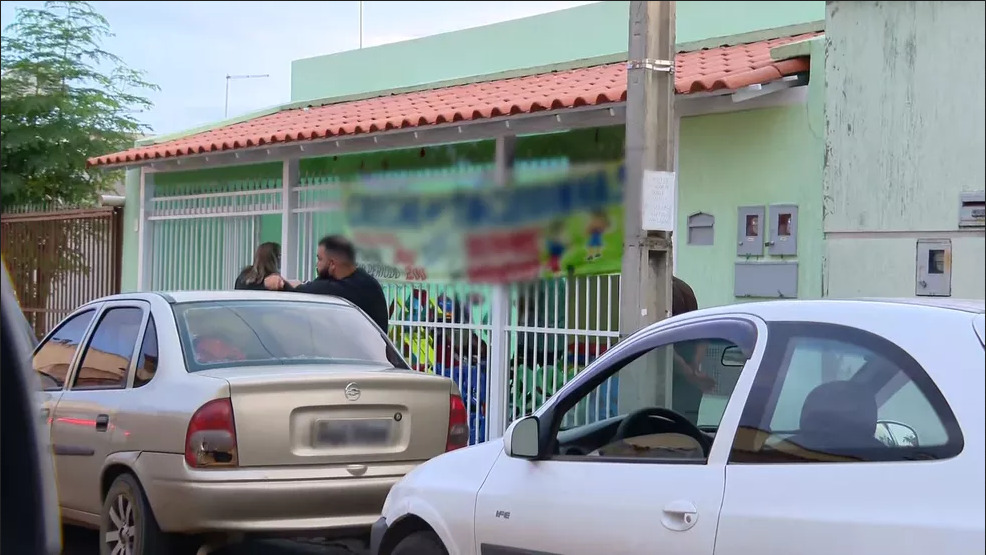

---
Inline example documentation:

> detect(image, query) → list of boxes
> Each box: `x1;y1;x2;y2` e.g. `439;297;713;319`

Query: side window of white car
542;319;758;463
731;322;963;463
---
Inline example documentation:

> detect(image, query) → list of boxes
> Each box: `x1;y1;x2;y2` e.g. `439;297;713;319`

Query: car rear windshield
173;300;408;372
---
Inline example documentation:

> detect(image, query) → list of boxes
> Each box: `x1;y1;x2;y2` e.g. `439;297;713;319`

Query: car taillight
184;398;238;468
446;394;469;452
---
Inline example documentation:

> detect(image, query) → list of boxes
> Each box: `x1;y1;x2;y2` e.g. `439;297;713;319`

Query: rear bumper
134;452;418;534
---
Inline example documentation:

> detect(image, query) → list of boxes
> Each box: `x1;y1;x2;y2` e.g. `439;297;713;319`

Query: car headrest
800;380;878;441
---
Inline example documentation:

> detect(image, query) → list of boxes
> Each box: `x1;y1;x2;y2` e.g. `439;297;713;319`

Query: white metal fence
147;181;281;290
292;174;345;281
384;280;494;444
507;275;621;426
382;275;621;443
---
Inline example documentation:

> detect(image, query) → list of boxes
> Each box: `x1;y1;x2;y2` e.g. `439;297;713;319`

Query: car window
73;307;144;390
731;322;963;463
33;310;96;391
173;300;408;372
133;317;158;388
550;336;746;463
767;337;870;432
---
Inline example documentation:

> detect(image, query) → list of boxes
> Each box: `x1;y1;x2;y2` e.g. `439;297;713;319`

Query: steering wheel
614;407;712;455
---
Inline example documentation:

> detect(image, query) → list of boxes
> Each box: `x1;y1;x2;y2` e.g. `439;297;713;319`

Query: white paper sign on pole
641;170;676;232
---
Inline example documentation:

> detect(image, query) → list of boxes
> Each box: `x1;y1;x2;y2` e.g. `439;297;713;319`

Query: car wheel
391;530;447;555
100;473;194;555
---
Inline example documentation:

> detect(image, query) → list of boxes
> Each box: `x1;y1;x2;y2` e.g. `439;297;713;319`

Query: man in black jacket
264;235;390;334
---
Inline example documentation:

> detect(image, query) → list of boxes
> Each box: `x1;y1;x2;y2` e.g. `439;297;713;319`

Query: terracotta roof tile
89;33;818;167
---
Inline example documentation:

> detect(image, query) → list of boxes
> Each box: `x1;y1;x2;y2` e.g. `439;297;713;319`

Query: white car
370;298;986;555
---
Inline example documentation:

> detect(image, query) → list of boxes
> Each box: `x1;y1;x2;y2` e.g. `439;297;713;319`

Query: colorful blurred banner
346;163;625;283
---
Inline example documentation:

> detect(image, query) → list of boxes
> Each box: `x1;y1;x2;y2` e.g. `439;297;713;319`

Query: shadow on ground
61;525;365;555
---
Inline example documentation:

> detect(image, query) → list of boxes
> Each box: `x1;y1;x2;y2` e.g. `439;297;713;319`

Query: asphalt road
61;526;367;555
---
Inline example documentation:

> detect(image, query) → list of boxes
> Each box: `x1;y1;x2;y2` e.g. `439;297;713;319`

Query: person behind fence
263;235;390;334
234;242;281;291
670;276;716;425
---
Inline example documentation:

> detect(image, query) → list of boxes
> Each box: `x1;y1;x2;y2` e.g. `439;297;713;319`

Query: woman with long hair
235;242;281;290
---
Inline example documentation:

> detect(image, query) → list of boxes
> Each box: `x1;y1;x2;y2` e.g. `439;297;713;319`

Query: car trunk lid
194;364;452;468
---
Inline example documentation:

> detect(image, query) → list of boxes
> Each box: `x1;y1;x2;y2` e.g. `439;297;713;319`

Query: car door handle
661;500;698;532
95;414;110;432
346;464;368;477
40;407;50;420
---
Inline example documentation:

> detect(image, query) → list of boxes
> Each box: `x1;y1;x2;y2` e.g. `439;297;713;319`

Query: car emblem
344;382;361;402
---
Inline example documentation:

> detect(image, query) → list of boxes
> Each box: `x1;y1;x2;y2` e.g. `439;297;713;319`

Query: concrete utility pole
619;1;676;339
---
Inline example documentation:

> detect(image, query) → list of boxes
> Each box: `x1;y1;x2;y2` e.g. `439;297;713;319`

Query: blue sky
1;1;594;136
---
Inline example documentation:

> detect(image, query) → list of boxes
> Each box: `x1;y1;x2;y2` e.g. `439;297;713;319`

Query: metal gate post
137;168;156;291
281;158;300;279
486;135;516;440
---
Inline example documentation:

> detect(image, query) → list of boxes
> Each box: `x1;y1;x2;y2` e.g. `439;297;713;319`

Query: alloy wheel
105;492;137;555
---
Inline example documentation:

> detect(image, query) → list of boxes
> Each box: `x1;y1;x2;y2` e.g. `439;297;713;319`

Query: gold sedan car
33;290;469;554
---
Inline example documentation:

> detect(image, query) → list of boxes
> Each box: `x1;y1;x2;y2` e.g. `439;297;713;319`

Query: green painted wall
671;37;824;308
675;80;824;307
291;1;824;102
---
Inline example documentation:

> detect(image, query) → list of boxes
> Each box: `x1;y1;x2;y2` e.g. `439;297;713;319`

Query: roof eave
97;102;630;173
94;71;812;173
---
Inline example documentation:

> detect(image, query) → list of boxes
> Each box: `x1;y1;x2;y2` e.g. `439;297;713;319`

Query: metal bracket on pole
626;58;675;74
640;235;672;251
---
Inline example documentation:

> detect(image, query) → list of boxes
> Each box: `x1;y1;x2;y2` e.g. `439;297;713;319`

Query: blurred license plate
313;419;394;447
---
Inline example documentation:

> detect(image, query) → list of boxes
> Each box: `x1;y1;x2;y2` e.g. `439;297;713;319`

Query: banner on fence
345;164;625;283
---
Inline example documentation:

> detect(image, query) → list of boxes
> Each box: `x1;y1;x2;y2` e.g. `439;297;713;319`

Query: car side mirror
721;345;748;367
503;416;541;459
875;420;919;447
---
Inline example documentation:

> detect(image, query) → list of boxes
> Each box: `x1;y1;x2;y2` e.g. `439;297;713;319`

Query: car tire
100;473;196;555
391;530;448;555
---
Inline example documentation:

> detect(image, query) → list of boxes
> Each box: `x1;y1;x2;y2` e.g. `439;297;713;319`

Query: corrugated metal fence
1;205;124;337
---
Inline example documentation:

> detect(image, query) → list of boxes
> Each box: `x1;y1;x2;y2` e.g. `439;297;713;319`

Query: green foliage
1;0;158;206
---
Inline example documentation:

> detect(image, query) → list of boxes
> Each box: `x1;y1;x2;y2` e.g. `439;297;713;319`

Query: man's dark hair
672;276;698;317
318;234;356;263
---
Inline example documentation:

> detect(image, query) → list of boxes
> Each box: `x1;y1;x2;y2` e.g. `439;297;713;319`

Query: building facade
823;0;985;300
98;1;831;440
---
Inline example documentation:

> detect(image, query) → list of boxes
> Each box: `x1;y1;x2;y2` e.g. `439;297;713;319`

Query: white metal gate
384;280;494;444
506;275;621;426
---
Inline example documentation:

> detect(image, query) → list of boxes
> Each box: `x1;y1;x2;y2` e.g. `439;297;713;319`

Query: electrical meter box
767;204;799;256
736;205;765;257
915;239;952;297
